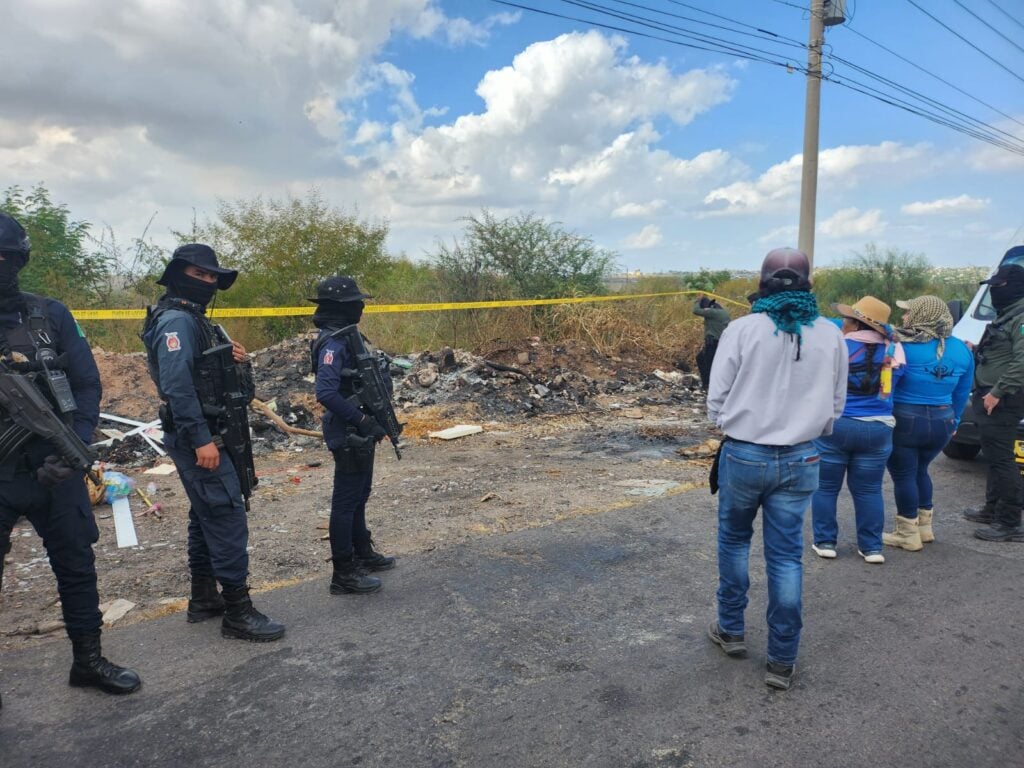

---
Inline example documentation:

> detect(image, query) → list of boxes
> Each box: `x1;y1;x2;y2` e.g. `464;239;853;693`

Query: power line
576;0;1024;150
825;71;1024;155
904;0;1024;86
844;25;1024;130
768;0;809;10
487;0;1024;156
604;0;807;51
488;0;803;68
952;0;1024;57
825;53;1024;147
661;0;806;45
824;67;1024;155
983;0;1024;34
554;0;805;64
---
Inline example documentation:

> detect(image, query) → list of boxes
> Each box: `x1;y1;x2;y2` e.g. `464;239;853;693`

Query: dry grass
398;402;485;438
548;297;709;364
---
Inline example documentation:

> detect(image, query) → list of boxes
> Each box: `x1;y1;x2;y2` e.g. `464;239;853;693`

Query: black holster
158;403;175;432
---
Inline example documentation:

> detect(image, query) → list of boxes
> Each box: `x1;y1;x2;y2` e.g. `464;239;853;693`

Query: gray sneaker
707;621;746;657
765;662;795;690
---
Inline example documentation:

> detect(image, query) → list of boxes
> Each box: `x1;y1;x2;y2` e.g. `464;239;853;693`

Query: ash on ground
95;334;705;462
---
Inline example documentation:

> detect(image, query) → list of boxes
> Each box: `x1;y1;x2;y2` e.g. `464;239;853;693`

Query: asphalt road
1;453;1022;768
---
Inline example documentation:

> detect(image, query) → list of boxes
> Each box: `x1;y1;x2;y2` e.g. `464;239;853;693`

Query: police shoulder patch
165;331;181;351
323;349;334;365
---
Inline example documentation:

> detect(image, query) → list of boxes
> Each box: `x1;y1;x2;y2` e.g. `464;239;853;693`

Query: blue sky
2;0;1022;273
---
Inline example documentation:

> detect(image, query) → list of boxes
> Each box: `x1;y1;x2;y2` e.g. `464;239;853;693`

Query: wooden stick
250;398;323;438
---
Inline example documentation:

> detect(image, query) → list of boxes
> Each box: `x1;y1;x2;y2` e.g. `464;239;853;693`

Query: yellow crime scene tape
70;289;747;321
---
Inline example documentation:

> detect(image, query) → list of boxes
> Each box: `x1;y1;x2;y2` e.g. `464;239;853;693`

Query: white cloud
819;207;885;237
0;0;484;174
622;225;663;249
611;200;668;218
901;194;990;216
365;31;739;214
703;141;928;216
967;117;1024;172
441;11;521;46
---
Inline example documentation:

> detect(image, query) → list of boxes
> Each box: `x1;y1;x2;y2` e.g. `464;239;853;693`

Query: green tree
1;184;112;304
815;244;931;309
187;190;392;307
681;268;732;293
183;190;392;342
436;210;617;300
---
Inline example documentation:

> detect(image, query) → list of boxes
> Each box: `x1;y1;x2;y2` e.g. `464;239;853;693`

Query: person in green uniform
964;259;1024;542
693;294;731;390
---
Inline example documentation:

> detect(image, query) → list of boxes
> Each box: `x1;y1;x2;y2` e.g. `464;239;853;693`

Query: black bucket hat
308;276;373;304
157;243;238;290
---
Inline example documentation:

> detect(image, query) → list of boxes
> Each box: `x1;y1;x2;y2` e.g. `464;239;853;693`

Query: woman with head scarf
883;295;974;550
811;296;906;564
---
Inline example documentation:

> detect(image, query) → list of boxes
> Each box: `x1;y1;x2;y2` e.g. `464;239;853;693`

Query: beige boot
918;508;935;543
882;515;923;551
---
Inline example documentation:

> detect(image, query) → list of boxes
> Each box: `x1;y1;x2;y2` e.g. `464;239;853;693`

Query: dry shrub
548;298;708;365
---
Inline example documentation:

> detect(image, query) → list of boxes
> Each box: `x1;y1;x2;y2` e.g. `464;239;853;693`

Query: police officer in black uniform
0;212;141;706
142;244;284;641
311;277;395;595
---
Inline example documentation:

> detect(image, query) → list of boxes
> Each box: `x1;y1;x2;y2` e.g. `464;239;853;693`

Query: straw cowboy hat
833;295;892;336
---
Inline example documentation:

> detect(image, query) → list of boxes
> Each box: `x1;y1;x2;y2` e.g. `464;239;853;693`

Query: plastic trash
103;471;136;504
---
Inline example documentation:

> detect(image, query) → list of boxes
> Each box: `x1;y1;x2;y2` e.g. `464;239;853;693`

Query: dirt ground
1;341;718;649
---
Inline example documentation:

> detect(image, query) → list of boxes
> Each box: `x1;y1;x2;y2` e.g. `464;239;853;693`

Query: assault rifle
200;328;258;510
0;371;100;485
330;324;403;459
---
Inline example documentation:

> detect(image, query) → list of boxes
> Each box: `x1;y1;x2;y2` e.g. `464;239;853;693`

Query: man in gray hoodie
705;248;847;691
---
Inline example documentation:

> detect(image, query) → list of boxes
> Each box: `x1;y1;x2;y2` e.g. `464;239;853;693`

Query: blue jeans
886;404;956;518
812;417;893;553
716;440;820;666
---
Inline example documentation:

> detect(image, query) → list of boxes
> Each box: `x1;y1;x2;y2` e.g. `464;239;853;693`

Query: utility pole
797;0;825;268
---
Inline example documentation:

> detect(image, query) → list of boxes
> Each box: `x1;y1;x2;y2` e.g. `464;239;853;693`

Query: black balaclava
0;253;26;311
313;300;364;329
991;277;1024;313
166;267;218;308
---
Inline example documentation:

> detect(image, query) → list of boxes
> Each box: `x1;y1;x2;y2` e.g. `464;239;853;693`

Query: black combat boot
187;576;225;623
220;586;286;642
963;507;995;524
330;555;382;595
68;632;142;695
354;536;396;572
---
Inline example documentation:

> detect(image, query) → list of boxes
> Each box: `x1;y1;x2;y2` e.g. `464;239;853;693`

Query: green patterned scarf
752;290;821;360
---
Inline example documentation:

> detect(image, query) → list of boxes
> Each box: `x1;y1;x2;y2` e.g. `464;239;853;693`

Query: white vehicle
946;246;1024;459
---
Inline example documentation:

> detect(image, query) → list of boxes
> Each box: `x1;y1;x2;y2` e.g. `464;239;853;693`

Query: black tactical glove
355;415;387;441
37;455;74;487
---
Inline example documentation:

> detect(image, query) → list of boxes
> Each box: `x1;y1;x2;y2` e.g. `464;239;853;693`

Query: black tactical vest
310;329;358;398
143;298;254;413
0;294;60;365
0;294;71;463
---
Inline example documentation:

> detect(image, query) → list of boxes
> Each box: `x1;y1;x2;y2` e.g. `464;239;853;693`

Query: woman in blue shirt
884;295;974;550
812;297;906;564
